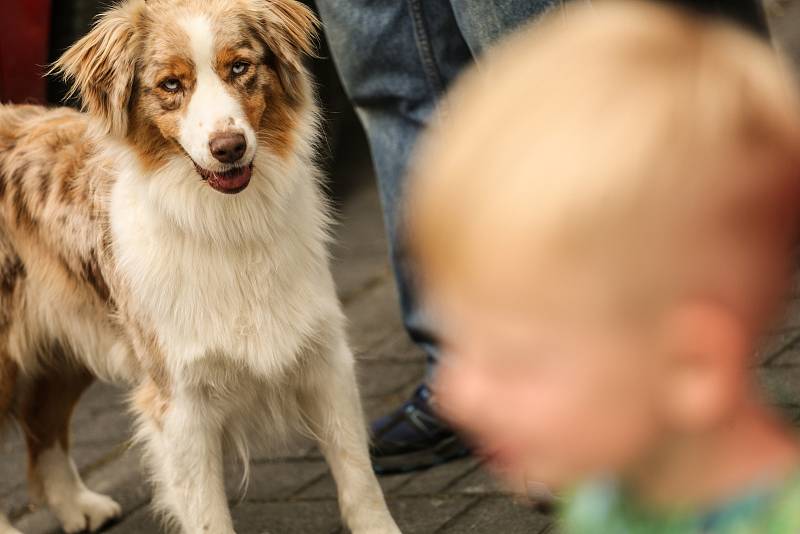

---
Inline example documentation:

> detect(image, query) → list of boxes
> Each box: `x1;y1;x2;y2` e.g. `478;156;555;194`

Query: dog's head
53;0;318;194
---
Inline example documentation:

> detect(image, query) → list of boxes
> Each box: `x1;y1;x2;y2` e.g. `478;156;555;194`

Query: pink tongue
207;165;252;193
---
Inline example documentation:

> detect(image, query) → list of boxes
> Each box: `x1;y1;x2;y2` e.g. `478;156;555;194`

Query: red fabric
0;0;51;104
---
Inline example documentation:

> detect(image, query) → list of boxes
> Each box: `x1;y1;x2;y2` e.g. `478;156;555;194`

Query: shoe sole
372;435;471;475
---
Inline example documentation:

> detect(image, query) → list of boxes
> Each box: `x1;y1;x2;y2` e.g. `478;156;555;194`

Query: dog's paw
53;490;121;533
361;526;401;534
350;517;401;534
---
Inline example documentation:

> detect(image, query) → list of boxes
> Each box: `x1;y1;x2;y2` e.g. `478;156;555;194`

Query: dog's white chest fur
109;153;338;380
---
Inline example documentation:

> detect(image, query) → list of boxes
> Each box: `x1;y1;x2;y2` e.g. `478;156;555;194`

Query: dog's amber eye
231;61;249;76
160;78;182;93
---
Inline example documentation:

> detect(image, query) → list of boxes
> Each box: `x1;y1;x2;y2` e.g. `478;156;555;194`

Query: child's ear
248;0;320;103
50;1;144;137
659;300;751;430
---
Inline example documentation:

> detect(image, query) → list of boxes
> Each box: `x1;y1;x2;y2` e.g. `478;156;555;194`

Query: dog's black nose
209;132;246;163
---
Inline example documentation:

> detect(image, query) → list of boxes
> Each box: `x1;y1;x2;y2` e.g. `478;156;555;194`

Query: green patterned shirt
562;473;800;533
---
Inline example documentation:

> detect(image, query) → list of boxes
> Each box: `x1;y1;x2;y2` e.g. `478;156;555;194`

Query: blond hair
409;0;800;323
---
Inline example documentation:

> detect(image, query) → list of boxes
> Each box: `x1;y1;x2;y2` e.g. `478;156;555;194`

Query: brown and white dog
0;1;400;533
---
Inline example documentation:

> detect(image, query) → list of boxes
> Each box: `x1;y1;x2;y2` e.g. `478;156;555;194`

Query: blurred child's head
408;1;800;493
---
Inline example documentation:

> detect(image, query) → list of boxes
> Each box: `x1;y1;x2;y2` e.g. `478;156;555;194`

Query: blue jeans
316;0;558;376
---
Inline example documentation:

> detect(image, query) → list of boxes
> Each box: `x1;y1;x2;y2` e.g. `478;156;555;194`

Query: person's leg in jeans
316;0;556;474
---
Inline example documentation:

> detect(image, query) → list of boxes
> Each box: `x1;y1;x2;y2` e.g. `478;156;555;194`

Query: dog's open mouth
194;162;253;194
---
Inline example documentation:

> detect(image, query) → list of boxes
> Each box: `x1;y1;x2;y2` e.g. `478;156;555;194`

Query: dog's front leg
139;387;235;534
299;337;401;534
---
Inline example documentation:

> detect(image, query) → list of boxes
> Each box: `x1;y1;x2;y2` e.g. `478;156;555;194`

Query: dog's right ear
51;1;145;137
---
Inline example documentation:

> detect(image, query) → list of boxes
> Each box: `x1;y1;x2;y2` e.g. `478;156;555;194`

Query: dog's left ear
251;0;320;103
51;1;144;137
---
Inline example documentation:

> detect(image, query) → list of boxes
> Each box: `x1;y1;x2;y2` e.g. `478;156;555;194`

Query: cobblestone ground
3;5;800;533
